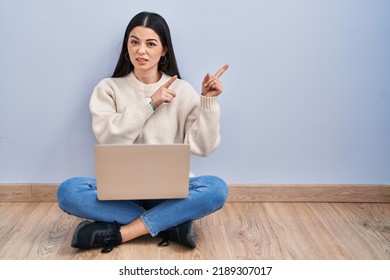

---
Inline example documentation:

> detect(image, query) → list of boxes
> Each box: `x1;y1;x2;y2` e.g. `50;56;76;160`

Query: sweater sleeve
184;94;221;157
89;81;154;144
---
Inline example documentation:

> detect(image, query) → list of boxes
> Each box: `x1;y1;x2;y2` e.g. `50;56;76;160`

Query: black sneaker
71;220;122;253
158;221;196;248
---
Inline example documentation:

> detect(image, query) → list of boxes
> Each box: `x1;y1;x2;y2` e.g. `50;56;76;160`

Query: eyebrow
129;35;158;42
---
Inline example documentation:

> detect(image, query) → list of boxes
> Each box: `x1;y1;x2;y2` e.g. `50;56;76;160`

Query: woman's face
127;26;166;76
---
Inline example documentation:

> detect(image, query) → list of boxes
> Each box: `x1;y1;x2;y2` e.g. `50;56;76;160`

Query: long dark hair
112;12;181;79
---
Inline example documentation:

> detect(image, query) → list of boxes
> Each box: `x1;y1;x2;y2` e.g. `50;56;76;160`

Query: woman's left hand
201;64;229;97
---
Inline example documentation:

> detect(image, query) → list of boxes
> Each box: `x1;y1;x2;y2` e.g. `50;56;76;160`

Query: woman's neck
133;69;162;84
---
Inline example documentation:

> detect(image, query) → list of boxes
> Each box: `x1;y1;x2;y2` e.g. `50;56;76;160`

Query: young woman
57;11;229;253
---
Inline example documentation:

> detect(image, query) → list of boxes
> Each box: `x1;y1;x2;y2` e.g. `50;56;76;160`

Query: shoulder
94;76;128;89
92;76;131;99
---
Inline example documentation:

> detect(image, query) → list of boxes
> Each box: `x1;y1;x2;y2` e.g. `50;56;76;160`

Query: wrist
146;97;156;112
200;95;218;109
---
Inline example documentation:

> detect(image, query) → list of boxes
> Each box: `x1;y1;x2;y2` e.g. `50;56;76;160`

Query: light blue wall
1;0;389;184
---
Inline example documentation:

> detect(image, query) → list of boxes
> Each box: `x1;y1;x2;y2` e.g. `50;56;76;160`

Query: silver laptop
95;144;190;200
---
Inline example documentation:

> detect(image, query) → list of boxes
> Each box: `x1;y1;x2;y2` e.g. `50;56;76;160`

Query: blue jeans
57;176;228;236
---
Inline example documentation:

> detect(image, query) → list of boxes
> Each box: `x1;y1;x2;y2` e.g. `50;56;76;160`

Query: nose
137;43;146;54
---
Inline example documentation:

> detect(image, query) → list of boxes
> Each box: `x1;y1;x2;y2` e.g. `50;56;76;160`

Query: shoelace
93;232;117;253
158;222;195;248
158;226;181;247
158;231;170;247
158;226;183;247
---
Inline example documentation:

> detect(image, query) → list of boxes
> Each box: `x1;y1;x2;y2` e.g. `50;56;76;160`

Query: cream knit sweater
89;72;221;157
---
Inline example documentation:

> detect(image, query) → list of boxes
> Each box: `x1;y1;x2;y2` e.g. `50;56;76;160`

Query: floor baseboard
227;184;390;203
1;183;389;203
0;184;58;202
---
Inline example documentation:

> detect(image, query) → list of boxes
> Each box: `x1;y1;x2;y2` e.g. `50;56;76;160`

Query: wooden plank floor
0;202;389;260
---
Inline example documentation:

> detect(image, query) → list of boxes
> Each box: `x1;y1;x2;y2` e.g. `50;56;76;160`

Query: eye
129;40;139;46
147;42;157;47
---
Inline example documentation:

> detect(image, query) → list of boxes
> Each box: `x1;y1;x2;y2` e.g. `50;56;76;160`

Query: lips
136;58;148;65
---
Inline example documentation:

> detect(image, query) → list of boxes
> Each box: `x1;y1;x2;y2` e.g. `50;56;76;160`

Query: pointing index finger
162;75;177;88
214;64;229;78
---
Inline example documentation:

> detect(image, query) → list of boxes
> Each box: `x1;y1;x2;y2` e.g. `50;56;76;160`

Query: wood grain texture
0;202;76;259
1;184;390;202
0;184;58;202
0;202;389;260
227;185;390;202
31;184;58;202
0;184;31;202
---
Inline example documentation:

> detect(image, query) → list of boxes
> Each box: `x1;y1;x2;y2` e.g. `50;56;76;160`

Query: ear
162;47;168;56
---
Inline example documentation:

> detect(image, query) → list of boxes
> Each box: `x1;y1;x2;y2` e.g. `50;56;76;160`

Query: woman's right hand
151;75;177;108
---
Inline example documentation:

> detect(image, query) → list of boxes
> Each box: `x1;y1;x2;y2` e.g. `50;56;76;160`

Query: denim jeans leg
57;177;145;225
140;175;228;236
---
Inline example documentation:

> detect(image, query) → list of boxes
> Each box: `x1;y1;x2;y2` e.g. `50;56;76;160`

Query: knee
57;177;76;209
205;175;229;208
57;177;94;210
